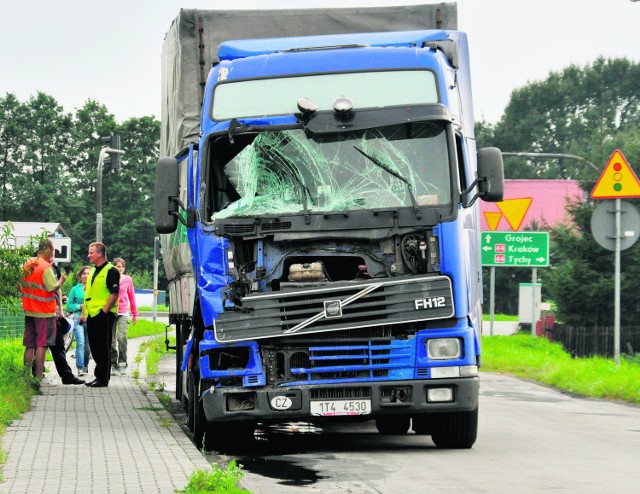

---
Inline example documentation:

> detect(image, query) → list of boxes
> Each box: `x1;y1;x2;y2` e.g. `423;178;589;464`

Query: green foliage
482;335;640;404
178;462;250;494
493;57;640;181
0;222;47;310
102;116;162;277
138;304;169;312
474;119;495;149
482;313;518;322
0;93;166;290
483;58;640;322
127;320;167;339
0;338;37;431
139;335;174;376
0;337;38;480
130;270;153;290
543;197;640;326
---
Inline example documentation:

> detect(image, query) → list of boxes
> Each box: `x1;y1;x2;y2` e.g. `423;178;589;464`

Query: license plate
310;399;371;416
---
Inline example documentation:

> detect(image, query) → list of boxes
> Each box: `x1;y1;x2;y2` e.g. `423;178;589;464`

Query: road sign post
590;149;640;367
482;231;549;337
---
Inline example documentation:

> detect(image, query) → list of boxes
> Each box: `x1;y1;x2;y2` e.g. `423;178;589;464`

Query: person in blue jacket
67;266;91;375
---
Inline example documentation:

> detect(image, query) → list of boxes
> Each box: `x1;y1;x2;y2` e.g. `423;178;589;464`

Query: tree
545;197;640;326
0;94;29;219
484;58;640;322
10;93;74;222
64;100;119;263
0;92;162;288
493;58;640;180
101;116;161;277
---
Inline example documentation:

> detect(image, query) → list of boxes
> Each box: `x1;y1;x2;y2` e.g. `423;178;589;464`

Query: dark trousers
87;311;115;384
50;317;75;383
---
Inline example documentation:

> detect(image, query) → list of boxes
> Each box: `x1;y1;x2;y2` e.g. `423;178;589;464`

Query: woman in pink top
110;257;138;375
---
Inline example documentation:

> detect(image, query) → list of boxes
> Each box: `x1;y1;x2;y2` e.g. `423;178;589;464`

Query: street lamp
96;146;125;243
501;152;599;172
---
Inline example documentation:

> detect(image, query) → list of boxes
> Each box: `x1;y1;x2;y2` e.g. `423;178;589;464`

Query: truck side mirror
477;147;504;202
155;157;180;233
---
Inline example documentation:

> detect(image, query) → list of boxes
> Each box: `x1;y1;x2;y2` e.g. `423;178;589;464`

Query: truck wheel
430;407;478;449
176;324;186;406
206;421;256;452
186;373;195;431
191;380;207;450
411;415;431;435
376;416;410;435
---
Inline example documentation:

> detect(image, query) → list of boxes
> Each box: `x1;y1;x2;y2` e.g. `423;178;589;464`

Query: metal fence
0;307;24;339
550;324;640;357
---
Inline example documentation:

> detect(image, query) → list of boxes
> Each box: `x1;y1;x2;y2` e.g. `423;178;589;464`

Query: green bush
178;462;250;494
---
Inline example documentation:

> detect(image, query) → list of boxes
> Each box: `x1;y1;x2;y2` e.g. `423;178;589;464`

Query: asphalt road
155;353;640;493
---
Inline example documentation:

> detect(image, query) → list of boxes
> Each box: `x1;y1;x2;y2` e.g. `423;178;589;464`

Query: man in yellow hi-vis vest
81;242;120;387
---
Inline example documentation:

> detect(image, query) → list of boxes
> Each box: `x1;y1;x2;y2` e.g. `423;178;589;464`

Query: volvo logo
324;300;342;318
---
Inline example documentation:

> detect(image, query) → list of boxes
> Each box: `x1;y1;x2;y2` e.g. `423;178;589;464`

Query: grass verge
0;339;38;481
128;319;169;339
482;334;640;404
482;313;519;322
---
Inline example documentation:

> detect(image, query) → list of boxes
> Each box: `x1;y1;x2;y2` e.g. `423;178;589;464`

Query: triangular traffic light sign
591;150;640;199
496;198;532;231
483;211;502;231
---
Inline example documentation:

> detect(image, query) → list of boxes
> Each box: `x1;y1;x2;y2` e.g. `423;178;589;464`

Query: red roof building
479;179;585;231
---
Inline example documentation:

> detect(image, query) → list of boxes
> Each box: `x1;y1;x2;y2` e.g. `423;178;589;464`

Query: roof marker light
297;97;318;115
332;96;353;119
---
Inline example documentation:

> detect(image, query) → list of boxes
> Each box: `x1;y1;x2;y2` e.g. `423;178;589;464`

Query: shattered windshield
212;122;451;220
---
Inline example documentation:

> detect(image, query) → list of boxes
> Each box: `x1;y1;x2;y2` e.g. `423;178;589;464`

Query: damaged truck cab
156;27;503;450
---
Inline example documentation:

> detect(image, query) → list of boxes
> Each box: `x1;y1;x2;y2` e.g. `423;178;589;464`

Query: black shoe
63;377;85;385
84;379;97;387
89;380;108;388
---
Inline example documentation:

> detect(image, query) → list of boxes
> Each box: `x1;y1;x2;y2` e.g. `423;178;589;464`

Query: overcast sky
1;0;638;124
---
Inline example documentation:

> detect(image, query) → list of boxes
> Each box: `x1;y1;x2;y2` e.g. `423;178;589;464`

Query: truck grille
291;341;413;383
264;339;415;385
214;275;454;343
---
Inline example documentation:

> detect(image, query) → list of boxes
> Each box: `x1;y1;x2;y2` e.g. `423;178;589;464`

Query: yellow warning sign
496;198;533;231
483;211;502;231
591;149;640;199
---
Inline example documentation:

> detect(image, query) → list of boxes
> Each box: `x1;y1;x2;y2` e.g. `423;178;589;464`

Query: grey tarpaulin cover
160;4;458;157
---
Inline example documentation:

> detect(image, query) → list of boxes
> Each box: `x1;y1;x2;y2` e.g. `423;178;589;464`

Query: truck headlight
426;338;461;360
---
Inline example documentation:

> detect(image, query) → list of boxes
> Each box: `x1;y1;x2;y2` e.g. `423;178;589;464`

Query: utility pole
96;139;124;243
153;237;161;322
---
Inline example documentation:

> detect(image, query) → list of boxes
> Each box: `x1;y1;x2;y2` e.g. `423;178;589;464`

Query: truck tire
411;415;431;435
376;416;410;435
191;379;207;450
206;421;256;453
430;407;478;449
186;373;195;431
175;321;184;404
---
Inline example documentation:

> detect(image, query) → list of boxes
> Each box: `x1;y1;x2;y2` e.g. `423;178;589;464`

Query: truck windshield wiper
353;145;421;219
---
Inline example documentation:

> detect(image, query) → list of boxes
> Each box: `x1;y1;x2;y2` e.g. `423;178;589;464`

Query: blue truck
155;5;503;450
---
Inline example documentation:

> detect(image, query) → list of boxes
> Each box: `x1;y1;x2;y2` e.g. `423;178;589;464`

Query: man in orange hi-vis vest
21;238;68;384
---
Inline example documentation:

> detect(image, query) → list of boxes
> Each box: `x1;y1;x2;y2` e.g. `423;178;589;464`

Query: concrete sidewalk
1;337;210;494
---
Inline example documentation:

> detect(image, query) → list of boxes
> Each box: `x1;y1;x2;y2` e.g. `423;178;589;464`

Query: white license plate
310;399;371;416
